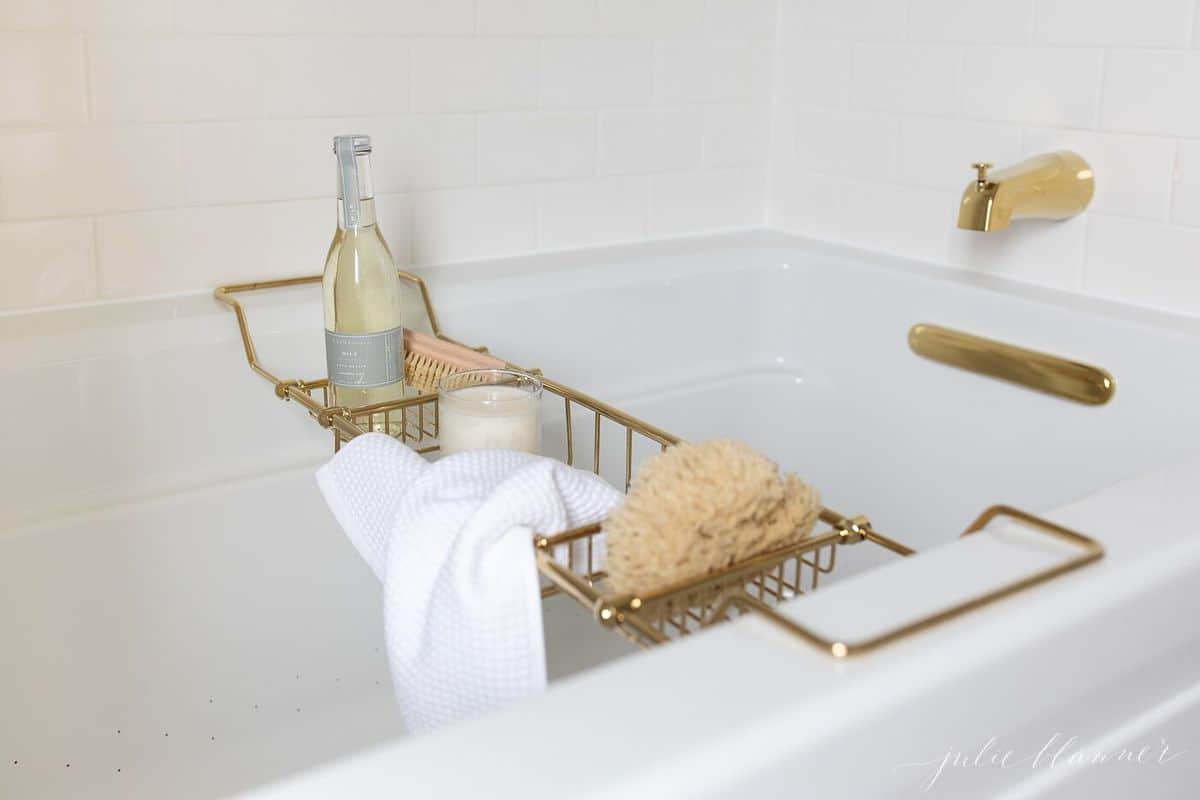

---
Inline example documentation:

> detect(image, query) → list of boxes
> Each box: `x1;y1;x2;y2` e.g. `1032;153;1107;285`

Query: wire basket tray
216;272;1104;659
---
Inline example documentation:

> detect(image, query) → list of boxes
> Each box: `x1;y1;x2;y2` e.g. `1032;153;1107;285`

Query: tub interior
3;236;1200;798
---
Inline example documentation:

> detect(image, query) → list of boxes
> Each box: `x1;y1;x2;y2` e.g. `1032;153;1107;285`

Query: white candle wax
438;384;541;456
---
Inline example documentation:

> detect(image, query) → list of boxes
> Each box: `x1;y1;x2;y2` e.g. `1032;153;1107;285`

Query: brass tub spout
957;150;1094;232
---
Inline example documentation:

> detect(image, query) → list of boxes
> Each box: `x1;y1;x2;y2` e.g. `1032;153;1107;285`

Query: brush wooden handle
404;329;506;371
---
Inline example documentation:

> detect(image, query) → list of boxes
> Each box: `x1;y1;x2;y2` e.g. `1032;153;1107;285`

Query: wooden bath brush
403;329;507;393
603;440;821;594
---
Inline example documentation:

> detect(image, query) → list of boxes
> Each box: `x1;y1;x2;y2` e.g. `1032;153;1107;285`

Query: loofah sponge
603;440;821;595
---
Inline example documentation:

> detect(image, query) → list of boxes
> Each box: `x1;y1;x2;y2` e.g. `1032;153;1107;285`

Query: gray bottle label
325;326;404;388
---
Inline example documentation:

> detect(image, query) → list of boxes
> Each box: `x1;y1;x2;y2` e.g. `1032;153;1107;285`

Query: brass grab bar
908;323;1115;405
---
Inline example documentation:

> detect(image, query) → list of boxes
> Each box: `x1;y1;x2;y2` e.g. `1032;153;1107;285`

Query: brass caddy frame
216;272;1104;659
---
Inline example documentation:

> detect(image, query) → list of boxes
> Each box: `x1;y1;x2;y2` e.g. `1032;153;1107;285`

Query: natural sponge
603;440;821;595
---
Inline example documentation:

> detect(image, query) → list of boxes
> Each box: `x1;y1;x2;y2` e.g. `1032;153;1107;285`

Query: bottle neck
338;196;377;229
336;151;376;230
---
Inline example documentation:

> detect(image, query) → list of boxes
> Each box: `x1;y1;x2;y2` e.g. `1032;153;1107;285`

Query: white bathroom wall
11;1;1199;319
0;0;775;310
768;0;1200;317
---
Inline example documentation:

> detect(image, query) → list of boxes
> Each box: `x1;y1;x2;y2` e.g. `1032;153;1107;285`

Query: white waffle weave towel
316;433;621;733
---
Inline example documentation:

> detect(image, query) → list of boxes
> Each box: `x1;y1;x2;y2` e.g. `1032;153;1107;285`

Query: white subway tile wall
0;0;773;310
769;0;1200;316
8;0;1200;321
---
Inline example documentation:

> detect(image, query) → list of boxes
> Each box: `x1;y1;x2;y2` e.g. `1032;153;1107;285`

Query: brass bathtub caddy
216;272;1104;659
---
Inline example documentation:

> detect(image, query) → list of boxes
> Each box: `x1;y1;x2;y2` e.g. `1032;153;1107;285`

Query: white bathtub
3;231;1199;798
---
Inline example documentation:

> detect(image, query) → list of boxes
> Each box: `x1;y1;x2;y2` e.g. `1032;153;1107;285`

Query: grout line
88;216;102;300
1075;214;1089;292
0;96;824;134
534;38;543;110
536;178;551;248
1093;48;1109;130
1166;137;1181;223
760;0;785;228
954;44;966;117
405;36;415;112
589;108;601;179
79;33;95;123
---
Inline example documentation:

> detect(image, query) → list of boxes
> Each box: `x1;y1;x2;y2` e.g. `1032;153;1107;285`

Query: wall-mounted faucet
957;150;1094;232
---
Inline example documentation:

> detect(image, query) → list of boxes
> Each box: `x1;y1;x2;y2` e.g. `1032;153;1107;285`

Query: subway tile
908;0;1033;44
851;44;962;116
595;0;706;37
896;118;1023;191
181;120;331;205
780;0;907;41
538;176;648;250
95;198;343;297
654;40;771;104
0;126;182;219
175;0;473;34
0;0;170;31
774;39;851;110
649;168;763;235
767;167;843;239
599;108;703;175
477;0;596;35
0;219;95;309
0;34;86;126
766;109;799;172
705;0;778;39
372;115;478;194
794;109;900;179
0;0;62;29
837;180;954;262
71;0;171;31
90;37;409;122
1035;0;1192;47
411;39;538;112
1171;140;1200;226
539;39;653;108
1102;51;1200;137
477;111;596;184
1022;129;1174;221
947;216;1086;291
963;46;1102;127
181;115;475;205
702;104;770;167
411;186;537;265
1084;216;1200;314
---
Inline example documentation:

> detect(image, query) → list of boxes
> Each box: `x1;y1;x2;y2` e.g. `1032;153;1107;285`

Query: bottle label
325;326;404;388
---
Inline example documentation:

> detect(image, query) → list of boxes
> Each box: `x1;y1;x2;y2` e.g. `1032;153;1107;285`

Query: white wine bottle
323;135;406;426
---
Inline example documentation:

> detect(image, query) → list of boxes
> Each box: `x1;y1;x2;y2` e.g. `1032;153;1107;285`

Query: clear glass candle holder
437;369;543;456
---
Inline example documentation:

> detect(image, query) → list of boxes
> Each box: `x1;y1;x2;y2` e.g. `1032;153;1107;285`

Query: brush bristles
401;330;508;393
603;440;821;595
404;350;458;394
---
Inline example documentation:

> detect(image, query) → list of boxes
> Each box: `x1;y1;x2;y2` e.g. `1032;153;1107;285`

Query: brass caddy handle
706;505;1104;659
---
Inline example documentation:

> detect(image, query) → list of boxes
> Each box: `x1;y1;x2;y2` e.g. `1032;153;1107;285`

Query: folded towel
316;433;621;732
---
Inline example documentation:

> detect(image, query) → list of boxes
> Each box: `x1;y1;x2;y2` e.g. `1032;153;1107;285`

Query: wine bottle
322;135;406;427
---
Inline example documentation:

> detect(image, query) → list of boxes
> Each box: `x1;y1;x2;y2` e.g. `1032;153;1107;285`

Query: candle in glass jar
438;371;542;456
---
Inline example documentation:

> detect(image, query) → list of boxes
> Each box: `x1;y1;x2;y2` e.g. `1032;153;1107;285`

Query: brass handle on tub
908;323;1115;406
